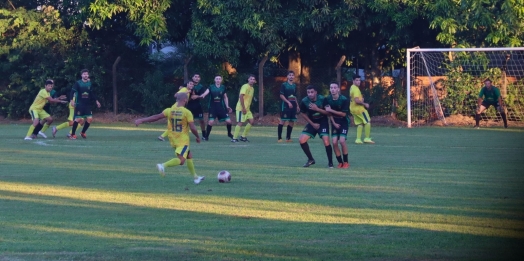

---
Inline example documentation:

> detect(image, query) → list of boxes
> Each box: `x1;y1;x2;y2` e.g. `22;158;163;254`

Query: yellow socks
56;122;70;130
41;123;50;132
242;123;251;137
365;123;371;138
164;158;181;167
356;125;363;140
26;125;36;137
233;125;241;139
186;159;197;178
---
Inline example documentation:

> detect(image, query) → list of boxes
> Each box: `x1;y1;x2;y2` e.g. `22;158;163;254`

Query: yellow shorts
67;107;75;121
236;110;253;123
172;144;190;158
29;109;50;121
352;110;371;125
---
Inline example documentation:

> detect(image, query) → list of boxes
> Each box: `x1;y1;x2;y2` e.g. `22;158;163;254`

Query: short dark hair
287;70;295;76
185;80;194;86
330;81;339;86
306;85;317;91
248;74;256;81
80;69;89;75
484;78;492;83
192;73;200;78
352;75;361;80
45;79;54;85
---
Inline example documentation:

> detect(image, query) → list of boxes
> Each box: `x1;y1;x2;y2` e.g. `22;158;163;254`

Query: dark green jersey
43;90;58;113
208;84;227;108
70;80;97;108
478;86;501;103
299;95;328;123
186;83;207;110
280;82;297;106
326;94;349;119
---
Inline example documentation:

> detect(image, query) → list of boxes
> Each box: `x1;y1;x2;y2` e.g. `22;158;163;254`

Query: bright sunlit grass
1;124;524;260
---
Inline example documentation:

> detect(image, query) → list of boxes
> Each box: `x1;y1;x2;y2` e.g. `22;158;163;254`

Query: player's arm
354;97;369;109
90;90;101;108
69;84;78;107
240;93;246;113
199;88;209;99
134;113;166;126
45;96;68;104
301;112;316;126
477;88;484;107
309;102;329;115
188;122;201;143
223;93;232;113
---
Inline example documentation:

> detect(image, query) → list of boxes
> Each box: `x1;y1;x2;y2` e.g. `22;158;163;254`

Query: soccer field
1;123;523;260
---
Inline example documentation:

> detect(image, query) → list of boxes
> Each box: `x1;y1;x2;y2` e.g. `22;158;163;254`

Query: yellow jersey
163;104;194;147
29;89;50;110
349;85;366;114
235;84;254;111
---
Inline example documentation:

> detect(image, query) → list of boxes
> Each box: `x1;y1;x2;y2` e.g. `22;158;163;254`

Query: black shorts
280;100;298;121
188;105;204;120
74;106;92;119
208;104;230;122
301;120;329;138
481;100;500;109
331;117;349;138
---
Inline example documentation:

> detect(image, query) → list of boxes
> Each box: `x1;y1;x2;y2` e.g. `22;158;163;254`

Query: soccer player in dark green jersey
475;78;508;128
299;85;333;168
205;75;233;140
69;69;101;139
189;73;209;139
277;71;300;142
325;82;350;168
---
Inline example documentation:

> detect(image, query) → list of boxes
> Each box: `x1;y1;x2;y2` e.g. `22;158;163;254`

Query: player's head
247;74;256;85
329;81;340;95
80;69;89;81
306;85;317;99
45;79;54;91
185;80;194;89
176;92;188;104
214;75;222;85
192;73;200;83
287;71;295;82
484;78;492;88
352;75;361;87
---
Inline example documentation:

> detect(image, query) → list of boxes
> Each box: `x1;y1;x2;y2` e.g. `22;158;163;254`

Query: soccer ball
217;170;231;183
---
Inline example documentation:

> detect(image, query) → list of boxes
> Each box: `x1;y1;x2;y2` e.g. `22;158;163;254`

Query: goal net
406;47;524;127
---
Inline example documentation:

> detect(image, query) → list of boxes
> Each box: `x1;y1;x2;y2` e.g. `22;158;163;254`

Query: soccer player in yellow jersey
349;75;374;144
24;79;68;140
135;92;205;184
157;81;194;141
231;75;256;142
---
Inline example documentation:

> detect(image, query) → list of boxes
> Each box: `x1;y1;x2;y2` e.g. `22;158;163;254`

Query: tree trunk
112;56;121;115
183;55;192;82
335;55;346;87
288;51;301;92
258;55;268;117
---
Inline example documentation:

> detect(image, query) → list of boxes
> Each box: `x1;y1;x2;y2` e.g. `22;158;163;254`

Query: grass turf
1;123;523;260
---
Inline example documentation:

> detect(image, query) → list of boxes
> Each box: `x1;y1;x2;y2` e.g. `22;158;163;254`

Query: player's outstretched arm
46;96;68;104
134;113;166;126
189;122;201;143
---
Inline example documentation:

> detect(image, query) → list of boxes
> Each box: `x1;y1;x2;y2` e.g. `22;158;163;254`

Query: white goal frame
406;47;524;128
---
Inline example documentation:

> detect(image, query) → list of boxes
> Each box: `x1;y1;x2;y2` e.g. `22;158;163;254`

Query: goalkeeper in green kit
474;79;508;128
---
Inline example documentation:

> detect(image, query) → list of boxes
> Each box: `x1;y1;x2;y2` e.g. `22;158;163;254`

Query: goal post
406;47;524;128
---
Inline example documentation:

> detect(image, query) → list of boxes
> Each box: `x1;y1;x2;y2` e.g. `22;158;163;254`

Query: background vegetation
1;0;523;119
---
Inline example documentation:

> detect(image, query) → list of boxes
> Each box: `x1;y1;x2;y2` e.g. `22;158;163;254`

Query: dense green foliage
2;0;523;119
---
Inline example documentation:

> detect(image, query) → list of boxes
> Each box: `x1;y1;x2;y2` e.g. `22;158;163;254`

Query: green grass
1;123;524;260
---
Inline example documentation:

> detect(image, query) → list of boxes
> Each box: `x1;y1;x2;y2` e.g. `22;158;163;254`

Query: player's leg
158;130;168;141
339;123;349;168
199;119;207;140
157;146;187;177
25;110;40;140
241;114;254;142
299;125;316;167
320;122;333;168
70;114;84;139
332;133;343;168
54;107;74;137
286;103;297;142
206;109;216;140
353;112;364;144
475;102;488;128
186;151;205;184
80;116;93;138
37;116;53;138
277;106;285;141
224;116;233;139
362;110;374;144
232;110;244;141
